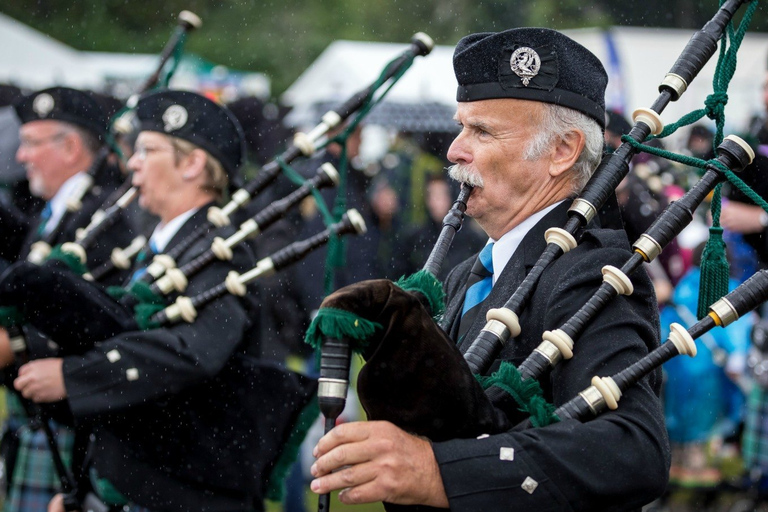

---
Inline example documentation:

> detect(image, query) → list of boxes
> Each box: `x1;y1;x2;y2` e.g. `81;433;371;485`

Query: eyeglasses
132;145;176;161
18;132;67;149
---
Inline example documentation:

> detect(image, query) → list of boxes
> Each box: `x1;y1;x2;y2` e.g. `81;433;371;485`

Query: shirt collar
488;201;564;284
149;208;199;253
44;172;90;236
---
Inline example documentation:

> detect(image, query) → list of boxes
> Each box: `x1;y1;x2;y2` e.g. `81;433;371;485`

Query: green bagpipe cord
476;361;559;428
0;306;23;329
265;396;320;502
395;269;446;320
617;1;759;318
46;245;89;276
304;307;382;353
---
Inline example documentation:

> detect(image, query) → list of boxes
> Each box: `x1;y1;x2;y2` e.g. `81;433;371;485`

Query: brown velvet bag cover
318;279;510;443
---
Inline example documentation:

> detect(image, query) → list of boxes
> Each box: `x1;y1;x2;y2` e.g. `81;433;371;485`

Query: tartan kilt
1;394;73;512
743;385;768;471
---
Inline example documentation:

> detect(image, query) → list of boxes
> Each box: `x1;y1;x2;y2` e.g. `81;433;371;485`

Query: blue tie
36;202;53;236
458;243;494;340
130;240;159;283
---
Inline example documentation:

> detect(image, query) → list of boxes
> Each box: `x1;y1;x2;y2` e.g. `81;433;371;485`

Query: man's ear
549;130;585;178
60;131;84;166
180;148;207;180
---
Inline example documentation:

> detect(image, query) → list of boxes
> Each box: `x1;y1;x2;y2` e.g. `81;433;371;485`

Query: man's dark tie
457;242;494;341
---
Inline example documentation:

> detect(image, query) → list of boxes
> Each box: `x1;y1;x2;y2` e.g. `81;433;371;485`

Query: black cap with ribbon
453;28;608;129
135;89;246;179
14;86;109;138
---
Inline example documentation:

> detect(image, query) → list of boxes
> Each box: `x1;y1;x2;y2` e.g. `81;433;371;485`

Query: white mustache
447;164;484;188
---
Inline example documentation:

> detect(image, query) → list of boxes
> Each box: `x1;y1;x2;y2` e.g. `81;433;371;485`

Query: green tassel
477;361;559;427
46;245;89;276
265;397;320;502
395;269;446;319
134;303;164;330
0;306;23;328
697;226;730;319
90;473;129;507
127;280;163;305
304;307;381;353
128;281;166;330
106;286;128;300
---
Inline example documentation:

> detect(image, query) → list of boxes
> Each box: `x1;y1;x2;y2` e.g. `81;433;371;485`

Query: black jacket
0;158;135;284
432;203;669;511
61;207;269;512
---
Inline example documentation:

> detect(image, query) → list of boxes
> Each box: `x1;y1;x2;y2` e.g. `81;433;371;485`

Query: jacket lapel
456;202;571;353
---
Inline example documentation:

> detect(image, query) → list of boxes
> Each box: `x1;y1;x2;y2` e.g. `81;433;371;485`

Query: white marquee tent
0;12;270;99
0;12;100;89
283;28;768;141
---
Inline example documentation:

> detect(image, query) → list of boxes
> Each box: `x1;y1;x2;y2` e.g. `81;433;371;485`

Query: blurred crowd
603;71;768;512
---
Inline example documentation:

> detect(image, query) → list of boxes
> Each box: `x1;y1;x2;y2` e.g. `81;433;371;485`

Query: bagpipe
528;268;768;425
304;4;766;508
47;31;434;296
137;10;203;94
110;31;435;290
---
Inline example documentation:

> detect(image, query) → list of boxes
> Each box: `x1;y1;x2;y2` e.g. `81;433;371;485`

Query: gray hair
58;122;103;155
523;104;603;192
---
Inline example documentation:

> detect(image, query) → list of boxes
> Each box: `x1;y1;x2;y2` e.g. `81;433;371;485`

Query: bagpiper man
0;86;134;268
310;28;669;510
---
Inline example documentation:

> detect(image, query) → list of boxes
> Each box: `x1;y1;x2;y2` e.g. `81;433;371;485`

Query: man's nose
447;133;471;164
15;145;29;163
127;153;142;173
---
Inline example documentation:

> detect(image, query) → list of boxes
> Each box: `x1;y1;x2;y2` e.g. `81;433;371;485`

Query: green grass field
267;490;385;512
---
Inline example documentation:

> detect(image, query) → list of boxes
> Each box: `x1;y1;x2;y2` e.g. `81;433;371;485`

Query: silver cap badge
32;93;55;117
162;105;188;132
510;47;541;87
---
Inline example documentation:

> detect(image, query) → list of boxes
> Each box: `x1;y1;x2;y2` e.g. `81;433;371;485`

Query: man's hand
14;358;66;402
0;327;14;369
48;494;66;512
720;201;767;234
310;420;449;507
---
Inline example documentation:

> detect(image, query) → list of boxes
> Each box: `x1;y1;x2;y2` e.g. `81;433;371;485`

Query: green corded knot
304;307;381;353
0;306;24;328
704;91;729;121
266;397;320;501
395;269;445;319
46;245;89;276
697;226;730;319
477;361;559;428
